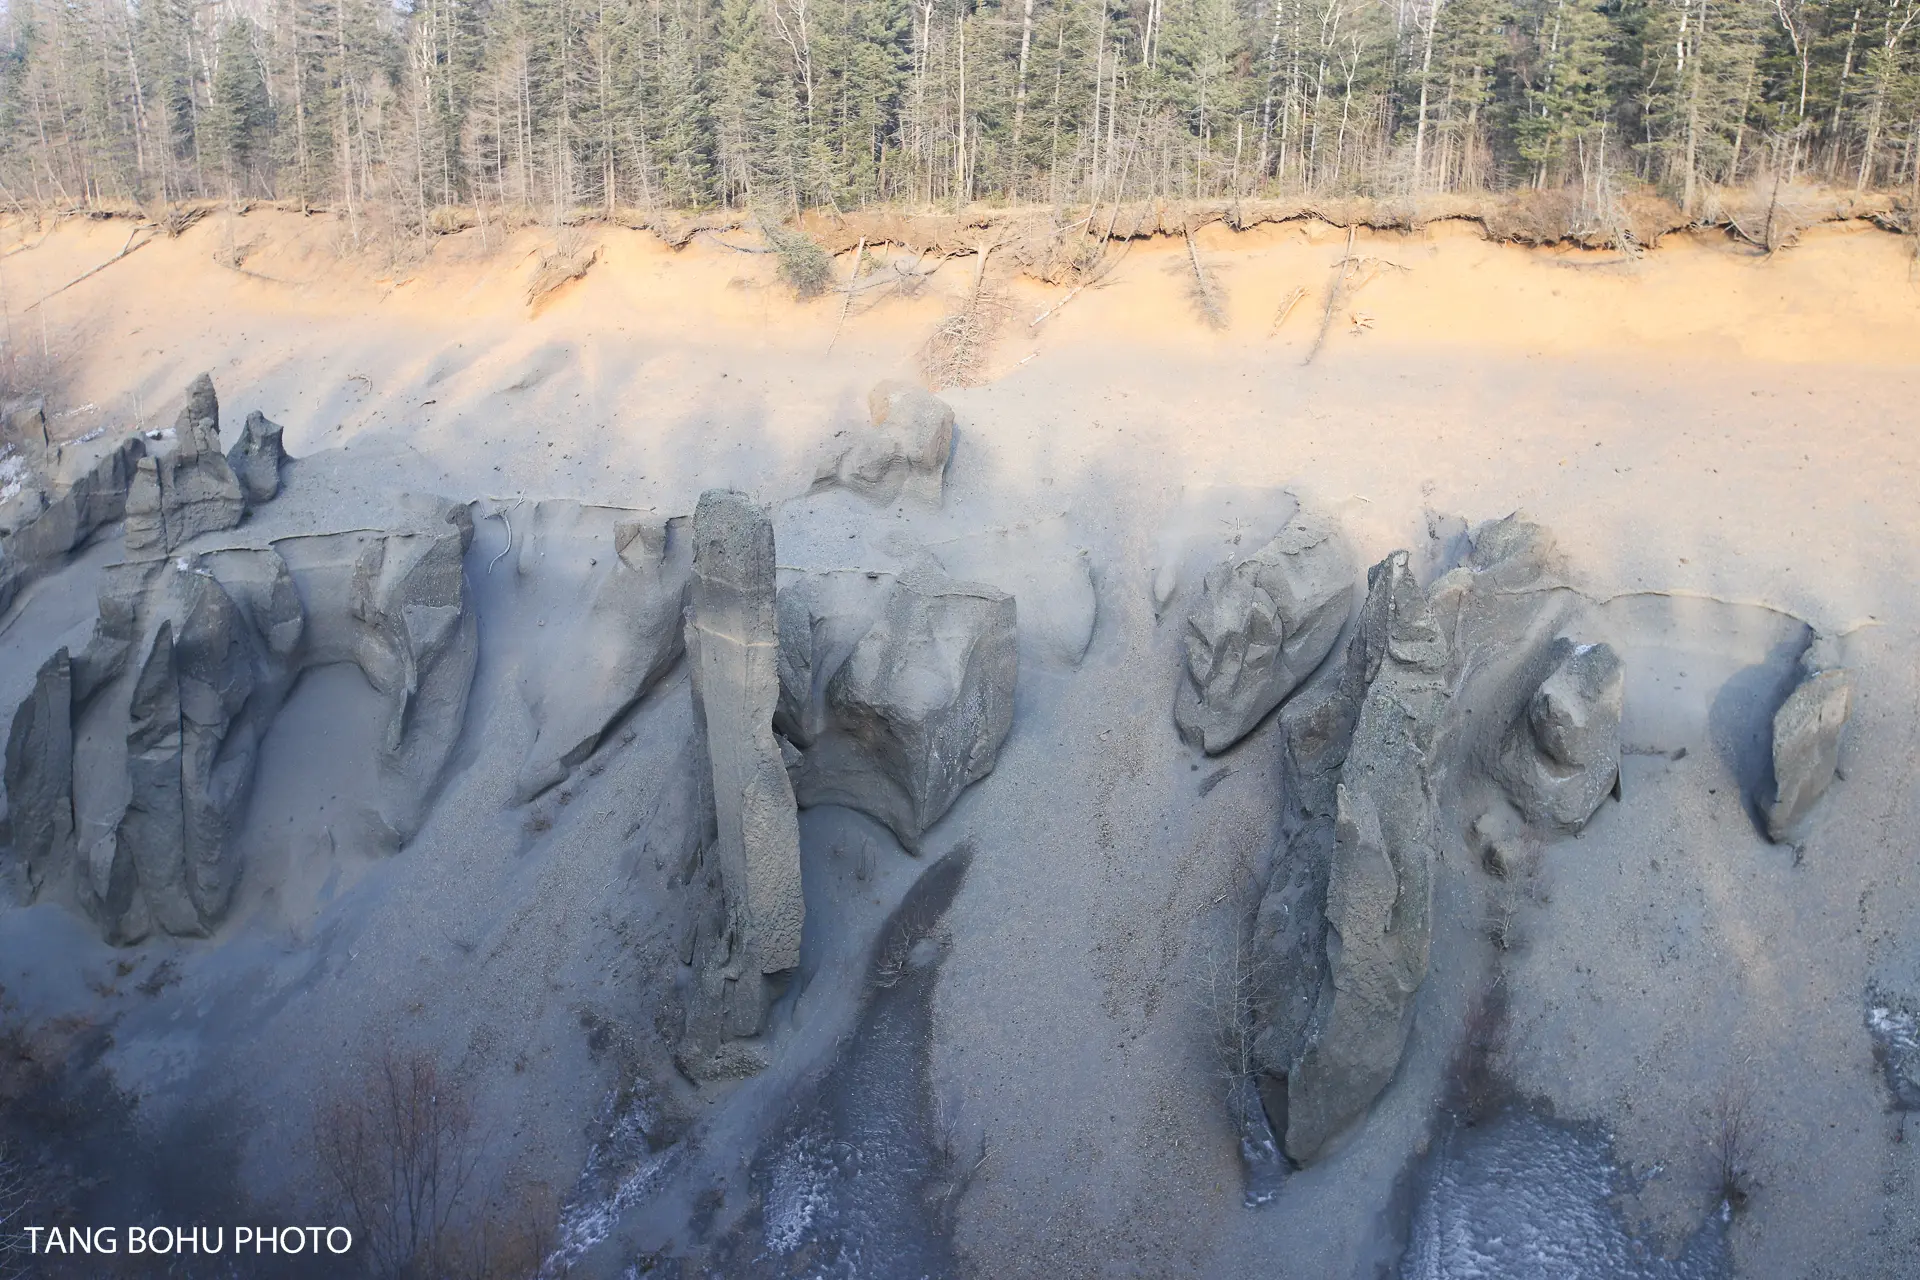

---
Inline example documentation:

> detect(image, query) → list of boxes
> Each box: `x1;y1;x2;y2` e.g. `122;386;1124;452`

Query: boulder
4;648;73;897
515;515;692;802
226;410;288;505
1175;510;1355;754
1244;549;1449;1166
812;381;955;505
785;567;1017;852
686;490;804;991
1284;787;1430;1162
1493;640;1624;832
1766;655;1850;843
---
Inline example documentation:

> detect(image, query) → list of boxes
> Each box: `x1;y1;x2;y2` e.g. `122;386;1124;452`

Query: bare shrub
1708;1078;1756;1215
0;1143;31;1280
314;1048;482;1279
1195;909;1266;1102
917;243;1007;389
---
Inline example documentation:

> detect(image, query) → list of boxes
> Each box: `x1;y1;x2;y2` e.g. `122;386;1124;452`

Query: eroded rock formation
4;649;73;898
1267;549;1451;1164
812;381;955;505
509;503;693;803
777;565;1017;852
1492;639;1624;833
0;434;147;613
680;489;804;1067
226;410;289;505
125;375;248;558
1765;638;1850;843
1176;509;1355;754
6;469;477;942
1245;517;1603;1167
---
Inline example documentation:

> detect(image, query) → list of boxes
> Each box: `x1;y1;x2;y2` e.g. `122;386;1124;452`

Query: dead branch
1184;227;1227;329
826;236;866;354
1304;226;1356;366
918;240;1005;390
26;224;156;311
1268;285;1307;336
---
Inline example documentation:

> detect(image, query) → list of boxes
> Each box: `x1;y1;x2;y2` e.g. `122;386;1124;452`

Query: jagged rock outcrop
0;435;147;613
1250;522;1577;1166
778;566;1017;852
513;511;693;803
125;375;248;558
4;649;73;898
76;552;305;941
1175;509;1355;754
1280;550;1450;1164
812;381;955;506
683;489;804;1050
1766;638;1850;843
10;483;477;943
1492;639;1624;832
226;410;288;505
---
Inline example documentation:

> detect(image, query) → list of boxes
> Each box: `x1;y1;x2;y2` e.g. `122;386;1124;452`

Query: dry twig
1268;285;1307;336
1304;226;1356;366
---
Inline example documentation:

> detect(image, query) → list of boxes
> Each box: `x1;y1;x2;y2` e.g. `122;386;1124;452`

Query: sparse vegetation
759;221;836;301
314;1047;482;1279
918;244;1007;390
1709;1078;1758;1215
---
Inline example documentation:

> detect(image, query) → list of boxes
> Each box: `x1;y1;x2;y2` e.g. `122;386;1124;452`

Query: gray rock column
687;490;804;985
4;648;74;897
1767;650;1851;843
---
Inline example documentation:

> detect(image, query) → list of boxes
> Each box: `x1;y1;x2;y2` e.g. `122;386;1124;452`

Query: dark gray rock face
226;410;288;505
125;377;248;559
1493;639;1624;832
812;381;955;505
78;553;305;942
177;372;219;435
1283;550;1450;1164
514;513;692;803
1175;510;1355;754
4;648;73;898
10;488;477;943
779;567;1016;852
0;435;147;613
1766;643;1850;843
1253;524;1576;1166
340;512;479;846
685;489;804;1034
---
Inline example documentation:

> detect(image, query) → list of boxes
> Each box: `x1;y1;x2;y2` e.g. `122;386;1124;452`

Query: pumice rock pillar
686;489;805;987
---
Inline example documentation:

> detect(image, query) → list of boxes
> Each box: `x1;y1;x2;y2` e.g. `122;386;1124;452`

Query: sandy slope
2;208;1919;1278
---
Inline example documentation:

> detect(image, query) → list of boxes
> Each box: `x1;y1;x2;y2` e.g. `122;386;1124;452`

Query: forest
0;0;1914;234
